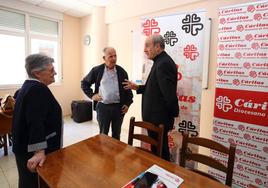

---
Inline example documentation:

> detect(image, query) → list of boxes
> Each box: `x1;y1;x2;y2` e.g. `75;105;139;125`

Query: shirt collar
104;65;117;72
27;78;41;82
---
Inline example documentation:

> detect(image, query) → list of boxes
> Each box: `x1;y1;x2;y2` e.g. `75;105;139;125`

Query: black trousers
15;153;38;188
96;102;124;140
148;128;170;161
148;118;174;161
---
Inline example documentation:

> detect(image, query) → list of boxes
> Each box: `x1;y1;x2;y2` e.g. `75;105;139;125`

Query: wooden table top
37;134;228;188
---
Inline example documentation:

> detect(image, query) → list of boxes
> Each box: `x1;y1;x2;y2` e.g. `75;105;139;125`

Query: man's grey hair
151;34;165;49
102;47;115;56
25;53;54;78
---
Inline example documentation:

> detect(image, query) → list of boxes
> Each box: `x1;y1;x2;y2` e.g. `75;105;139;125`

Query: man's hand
122;79;139;90
27;150;46;172
121;105;129;114
91;94;102;101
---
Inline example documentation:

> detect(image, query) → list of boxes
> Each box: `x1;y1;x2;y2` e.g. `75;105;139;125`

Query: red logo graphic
218;44;224;50
217;70;223;76
247;5;255;12
220;18;226;24
251;42;260;49
254;13;262;21
236;164;244;171
235;52;242;59
214;88;268;126
233;79;240;86
236;25;244;32
249;71;257;78
238;124;245;131
215;96;232;112
228;138;235;144
143;19;160;36
183;44;199;61
255;178;263;185
245;34;253;41
213;127;219;133
243;62;251;69
243;133;251;140
236;149;243;155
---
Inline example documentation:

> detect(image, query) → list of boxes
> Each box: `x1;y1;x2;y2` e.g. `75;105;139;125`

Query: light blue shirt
99;66;120;104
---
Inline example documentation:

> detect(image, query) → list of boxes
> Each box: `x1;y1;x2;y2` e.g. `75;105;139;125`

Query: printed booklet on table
122;164;184;188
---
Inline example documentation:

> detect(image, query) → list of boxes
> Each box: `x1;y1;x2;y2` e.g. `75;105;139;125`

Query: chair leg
8;134;12;146
3;134;8;156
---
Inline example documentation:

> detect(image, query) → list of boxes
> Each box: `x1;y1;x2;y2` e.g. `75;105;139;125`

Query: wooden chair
180;132;236;186
128;117;164;157
0;109;13;156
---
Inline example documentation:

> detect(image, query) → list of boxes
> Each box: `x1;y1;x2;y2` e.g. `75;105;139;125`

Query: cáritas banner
132;10;207;163
212;1;268;187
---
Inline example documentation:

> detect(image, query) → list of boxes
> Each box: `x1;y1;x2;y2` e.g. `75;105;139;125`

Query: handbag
0;94;15;111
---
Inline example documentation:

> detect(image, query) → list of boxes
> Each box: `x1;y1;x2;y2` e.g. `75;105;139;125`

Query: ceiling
18;0;118;17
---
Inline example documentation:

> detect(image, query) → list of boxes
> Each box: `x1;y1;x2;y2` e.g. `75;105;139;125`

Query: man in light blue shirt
81;47;133;140
99;66;120;104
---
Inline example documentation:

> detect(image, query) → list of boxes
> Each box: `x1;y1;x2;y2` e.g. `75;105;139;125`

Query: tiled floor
0;116;130;188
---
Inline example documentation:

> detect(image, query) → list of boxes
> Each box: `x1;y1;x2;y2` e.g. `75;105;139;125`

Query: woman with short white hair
12;54;63;188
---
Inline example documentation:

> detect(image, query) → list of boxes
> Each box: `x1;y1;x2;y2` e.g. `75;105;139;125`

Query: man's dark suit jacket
81;64;133;110
137;51;179;130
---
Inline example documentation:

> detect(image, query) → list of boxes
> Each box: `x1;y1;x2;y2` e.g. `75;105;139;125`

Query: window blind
0;9;25;30
30;16;58;36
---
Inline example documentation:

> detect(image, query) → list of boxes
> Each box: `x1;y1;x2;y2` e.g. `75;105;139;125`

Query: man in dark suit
123;34;179;161
81;47;133;140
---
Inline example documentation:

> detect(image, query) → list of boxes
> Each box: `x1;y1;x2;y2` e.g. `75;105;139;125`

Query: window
0;8;62;87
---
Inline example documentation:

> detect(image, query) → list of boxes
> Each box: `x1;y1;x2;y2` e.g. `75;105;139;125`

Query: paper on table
122;164;184;188
147;165;184;188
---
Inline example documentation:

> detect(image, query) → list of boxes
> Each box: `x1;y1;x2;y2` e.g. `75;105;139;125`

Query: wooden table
37;134;228;188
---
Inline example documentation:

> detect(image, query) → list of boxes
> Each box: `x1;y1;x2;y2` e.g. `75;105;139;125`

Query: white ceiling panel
38;1;69;12
20;0;43;5
68;1;93;12
64;9;90;17
79;0;116;7
44;0;80;8
16;0;117;17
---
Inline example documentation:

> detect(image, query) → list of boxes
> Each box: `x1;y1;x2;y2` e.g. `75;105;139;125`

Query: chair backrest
128;117;164;157
0;109;13;135
180;132;236;186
